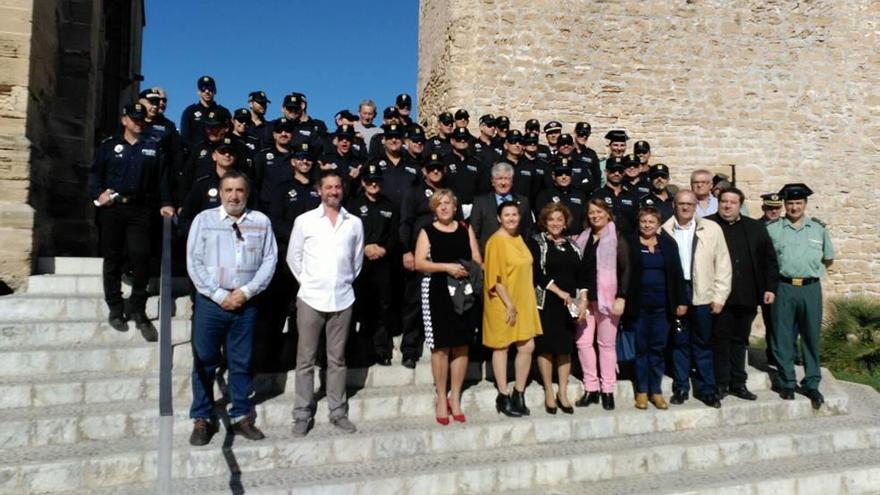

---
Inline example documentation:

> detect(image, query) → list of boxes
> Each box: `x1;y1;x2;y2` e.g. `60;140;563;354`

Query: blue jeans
671;285;717;397
633;308;669;394
190;294;257;422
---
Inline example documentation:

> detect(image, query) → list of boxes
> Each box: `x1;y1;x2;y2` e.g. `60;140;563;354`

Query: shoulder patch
810;217;826;227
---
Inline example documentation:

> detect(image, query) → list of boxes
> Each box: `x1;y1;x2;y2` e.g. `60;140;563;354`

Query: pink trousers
575;301;618;393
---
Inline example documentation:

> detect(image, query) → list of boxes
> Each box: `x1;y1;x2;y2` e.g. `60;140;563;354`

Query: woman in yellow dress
483;201;543;417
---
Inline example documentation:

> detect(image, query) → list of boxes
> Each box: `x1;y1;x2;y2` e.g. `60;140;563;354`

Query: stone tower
418;0;880;297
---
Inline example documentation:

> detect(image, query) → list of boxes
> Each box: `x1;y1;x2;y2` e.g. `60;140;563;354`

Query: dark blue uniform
179;102;229;150
252;146;292;205
370;154;419;209
443;151;483;206
425;135;453;158
534;185;589;236
176;137;250;206
590;184;639;235
639;191;674;223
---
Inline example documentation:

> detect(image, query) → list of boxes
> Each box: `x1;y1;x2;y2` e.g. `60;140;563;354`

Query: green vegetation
822;296;880;391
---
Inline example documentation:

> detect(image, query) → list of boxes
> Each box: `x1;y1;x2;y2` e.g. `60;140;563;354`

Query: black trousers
352;259;393;361
711;305;757;389
99;204;151;315
400;269;424;361
252;259;299;373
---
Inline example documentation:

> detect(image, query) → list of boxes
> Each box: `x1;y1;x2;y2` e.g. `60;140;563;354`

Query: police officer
400;124;427;178
599;130;629;186
395;93;414;126
453;108;470;129
179;137;244;233
766;183;834;409
493;115;511;148
180;76;230;150
633;140;652;177
347;165;399;366
291;91;328;138
524;119;551;161
758;192;786;367
88;103;173;341
443;126;483;219
573;122;601;190
555;134;597;196
247;91;271;147
367;123;418;209
534;158;588;236
473;114;501;159
139;88;179;157
319;124;365;197
623;153;651;197
522;131;552;191
639;163;675;223
330;110;368;161
496;129;538;201
590;156;638;235
543;121;563;156
177;107;247;208
426;111;454;158
231;108;260;162
255;142;321;374
253;117;295;204
368;107;403;158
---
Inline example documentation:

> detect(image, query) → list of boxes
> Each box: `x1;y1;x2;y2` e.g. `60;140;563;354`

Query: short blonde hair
429;189;458;211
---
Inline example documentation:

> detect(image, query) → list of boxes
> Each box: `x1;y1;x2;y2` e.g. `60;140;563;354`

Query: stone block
456;466;497;493
497;461;534;491
331;435;374;464
570;453;613;482
84;377;144;403
533;417;571;442
0;418;28;448
0;383;29;408
82;453;143;488
405;470;458;495
20;461;82;493
572;415;616;440
33;416;78;446
276;439;331;468
33;381;83;406
80;413;127;441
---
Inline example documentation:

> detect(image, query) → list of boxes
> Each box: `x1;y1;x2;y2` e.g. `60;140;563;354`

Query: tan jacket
661;216;732;306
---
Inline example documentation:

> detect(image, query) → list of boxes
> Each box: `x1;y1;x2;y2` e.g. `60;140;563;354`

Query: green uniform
766;216;834;390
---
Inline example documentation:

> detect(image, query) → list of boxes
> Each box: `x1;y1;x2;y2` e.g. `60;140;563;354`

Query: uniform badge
327;162;338;169
433;140;440;145
199;149;207;158
622;199;633;206
521;170;531;176
208;188;218;198
573;168;582;173
571;198;582;204
604;197;613;205
645;199;655;205
552;196;560;203
194;111;202;118
266;152;275;160
405;166;416;174
449;164;457;172
359;205;368;215
141;149;156;156
299;130;311;136
379;160;387;168
425;189;434;198
466;165;477;172
246;143;255;150
113;144;124;154
380;210;392;218
288;189;298;199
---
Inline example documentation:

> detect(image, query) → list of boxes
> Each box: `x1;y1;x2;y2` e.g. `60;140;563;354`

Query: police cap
396;93;412;109
553;157;573;175
778;183;813;200
424;152;446;170
761;193;783;208
203;108;230;127
451;126;471;141
605;130;628;143
522;132;539;145
248;91;270;104
273;117;295;133
634;140;651;154
406;124;426;142
496;115;511;130
197;76;216;91
215;137;236;154
383;106;400;119
454;109;469;121
544;121;563;133
438;112;455;125
382;123;404;138
479;114;496;126
575;122;592;136
606;156;626;172
121;103;147;120
525;119;541;132
282;93;304;109
291;142;314;160
505;129;524;144
233;108;251;123
334;124;356;140
557;133;574;146
363;163;384;182
624;154;641;168
649;163;670;178
138;89;161;102
335;109;359;122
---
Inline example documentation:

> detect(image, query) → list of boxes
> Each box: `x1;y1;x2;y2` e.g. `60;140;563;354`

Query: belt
780;277;819;287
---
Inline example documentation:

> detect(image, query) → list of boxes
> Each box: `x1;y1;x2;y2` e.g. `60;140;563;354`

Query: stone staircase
1;257;879;494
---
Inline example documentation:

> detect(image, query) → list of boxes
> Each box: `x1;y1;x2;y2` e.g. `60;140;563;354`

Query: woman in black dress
414;189;483;424
527;203;581;414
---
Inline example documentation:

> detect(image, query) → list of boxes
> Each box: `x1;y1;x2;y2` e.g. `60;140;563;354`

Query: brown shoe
189;419;218;446
634;393;648;410
231;416;266;441
649;394;669;410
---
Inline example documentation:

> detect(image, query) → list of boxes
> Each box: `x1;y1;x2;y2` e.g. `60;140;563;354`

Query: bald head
673;189;697;225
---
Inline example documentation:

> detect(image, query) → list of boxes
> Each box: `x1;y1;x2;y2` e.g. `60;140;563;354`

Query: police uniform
367;107;402;159
639;163;675;223
232;108;261;156
347;165;399;365
253;118;298;202
598;130;628;187
88;103;169;334
522;132;552;191
443;127;483;216
247;91;272;148
176;109;248;204
555;154;597;198
541;121;562;158
426;112;454;158
590;156;639;235
179;76;230;150
367;125;419;208
534;161;588;236
319;124;364;195
766;184;834;406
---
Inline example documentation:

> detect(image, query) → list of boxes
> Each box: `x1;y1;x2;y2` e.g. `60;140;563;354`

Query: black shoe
728;385;757;401
600;392;615;411
575;391;600;407
718;385;729;399
698;394;722;409
557;394;574;415
670;390;689;405
402;357;417;369
189;419;218;446
131;313;158;342
232;416;266;440
544;402;557;415
377;357;392;366
802;388;824;409
108;313;128;332
511;388;530;416
777;388;795;400
496;393;522;417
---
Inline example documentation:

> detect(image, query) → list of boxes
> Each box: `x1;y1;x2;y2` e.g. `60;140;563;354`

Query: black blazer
705;214;779;302
623;231;688;323
470;191;532;254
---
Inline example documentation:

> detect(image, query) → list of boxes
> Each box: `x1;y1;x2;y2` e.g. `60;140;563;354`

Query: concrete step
0;294;192;322
5;391;864;494
0;370;779;449
27;274;116;295
37;257;103;276
0;319;192;350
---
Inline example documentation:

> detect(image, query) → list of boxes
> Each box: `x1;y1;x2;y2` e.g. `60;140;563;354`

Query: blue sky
141;1;419;127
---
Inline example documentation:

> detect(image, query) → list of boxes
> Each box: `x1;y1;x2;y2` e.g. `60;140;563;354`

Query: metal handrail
156;215;174;494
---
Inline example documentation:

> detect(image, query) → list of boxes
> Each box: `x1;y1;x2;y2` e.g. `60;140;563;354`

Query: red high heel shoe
436;398;449;425
447;399;466;423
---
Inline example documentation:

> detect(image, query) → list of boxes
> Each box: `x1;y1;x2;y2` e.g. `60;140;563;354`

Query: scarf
576;222;617;315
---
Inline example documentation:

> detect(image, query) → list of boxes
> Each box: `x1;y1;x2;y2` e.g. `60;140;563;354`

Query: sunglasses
607;168;625;174
425;165;445;173
507;138;524;144
232;223;243;241
199;87;215;93
554;171;572;176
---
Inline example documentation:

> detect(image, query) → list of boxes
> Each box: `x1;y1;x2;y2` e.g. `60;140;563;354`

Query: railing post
157;215;174;495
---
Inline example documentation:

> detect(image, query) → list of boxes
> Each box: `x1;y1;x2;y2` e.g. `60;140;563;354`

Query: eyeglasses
199;87;215;93
232;223;243;241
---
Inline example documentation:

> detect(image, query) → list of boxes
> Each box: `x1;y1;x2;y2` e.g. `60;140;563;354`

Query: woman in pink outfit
573;199;631;410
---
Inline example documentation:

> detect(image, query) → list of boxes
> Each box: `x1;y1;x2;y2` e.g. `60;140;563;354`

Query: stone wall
419;0;880;297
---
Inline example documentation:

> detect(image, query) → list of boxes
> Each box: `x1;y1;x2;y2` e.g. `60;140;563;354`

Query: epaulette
258;146;274;153
811;217;826;227
194;174;212;183
100;135;117;144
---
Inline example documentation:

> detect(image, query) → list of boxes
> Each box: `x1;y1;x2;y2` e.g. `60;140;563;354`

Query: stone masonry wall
419;0;880;298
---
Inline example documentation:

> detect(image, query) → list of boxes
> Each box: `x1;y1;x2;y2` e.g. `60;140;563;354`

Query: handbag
616;326;636;362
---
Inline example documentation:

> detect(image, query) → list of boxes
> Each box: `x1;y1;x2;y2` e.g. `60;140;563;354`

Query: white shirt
287;204;364;312
186;207;278;305
696;195;718;218
672;218;696;281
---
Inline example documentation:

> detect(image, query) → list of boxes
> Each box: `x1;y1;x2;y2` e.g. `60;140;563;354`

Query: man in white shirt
691;169;718;217
287;170;364;436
